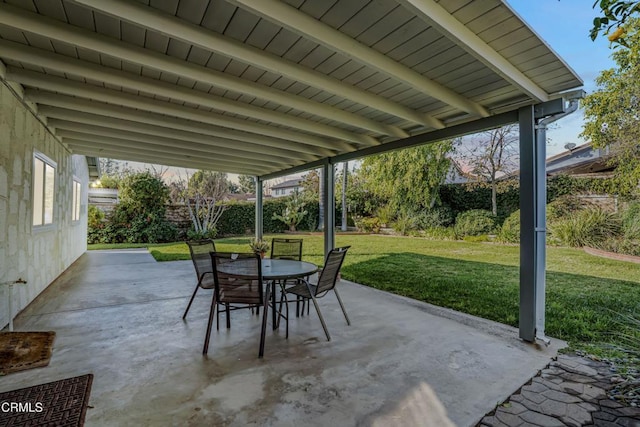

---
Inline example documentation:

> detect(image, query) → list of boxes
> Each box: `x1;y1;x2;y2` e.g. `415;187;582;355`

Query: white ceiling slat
2;3;409;138
39;105;318;162
223;6;261;42
200;0;236;33
66;140;268;175
175;0;209;24
352;5;408;47
245;19;281;50
269;30;304;59
52;121;298;167
317;0;369;29
120;21;146;47
68;0;444;130
230;0;490;118
11;68;342;154
32;0;67;22
143;30;170;54
56;127;289;169
398;0;550;103
94;13;120;39
0;38;372;146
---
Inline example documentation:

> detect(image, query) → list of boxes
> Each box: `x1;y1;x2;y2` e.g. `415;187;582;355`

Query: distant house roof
271;178;302;190
546;143;613;176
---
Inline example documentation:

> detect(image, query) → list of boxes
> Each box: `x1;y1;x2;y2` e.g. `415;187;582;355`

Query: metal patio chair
270;238;307;329
281;246;351;341
183;239;216;319
270;238;303;261
206;252;269;357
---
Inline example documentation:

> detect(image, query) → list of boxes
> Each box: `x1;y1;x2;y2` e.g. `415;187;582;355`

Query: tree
336;167;385;218
457;125;519;216
590;1;640;46
97;158;134;189
359;141;454;215
237;174;256;194
99;158;133;178
171;170;229;239
272;191;308;232
300;170;320;197
581;18;640;197
109;171;177;243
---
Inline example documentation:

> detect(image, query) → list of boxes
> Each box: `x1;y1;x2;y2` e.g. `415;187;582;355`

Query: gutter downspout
533;95;581;345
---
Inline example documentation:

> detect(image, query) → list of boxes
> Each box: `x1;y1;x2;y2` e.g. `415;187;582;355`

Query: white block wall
0;81;89;329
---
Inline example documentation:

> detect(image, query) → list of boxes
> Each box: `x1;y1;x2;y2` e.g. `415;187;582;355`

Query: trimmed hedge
439;175;620;224
214;198;340;236
454;209;497;238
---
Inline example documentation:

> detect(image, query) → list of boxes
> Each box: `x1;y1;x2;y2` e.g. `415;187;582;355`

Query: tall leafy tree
581;17;640;196
300;170;320;197
590;1;640;45
457;125;519;216
237;174;256;194
359;141;454;214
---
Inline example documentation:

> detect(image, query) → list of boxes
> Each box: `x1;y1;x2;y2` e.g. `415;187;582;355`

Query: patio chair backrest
315;246;350;295
210;252;264;306
187;240;216;287
270;238;303;261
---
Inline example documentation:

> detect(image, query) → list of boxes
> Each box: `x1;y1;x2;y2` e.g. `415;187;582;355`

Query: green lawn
89;235;640;357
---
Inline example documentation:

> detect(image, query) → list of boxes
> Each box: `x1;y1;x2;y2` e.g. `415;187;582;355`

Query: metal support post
518;105;537;342
255;176;263;240
322;161;335;258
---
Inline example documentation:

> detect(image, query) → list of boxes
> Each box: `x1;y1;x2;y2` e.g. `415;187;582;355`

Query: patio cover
0;0;583;341
0;0;581;174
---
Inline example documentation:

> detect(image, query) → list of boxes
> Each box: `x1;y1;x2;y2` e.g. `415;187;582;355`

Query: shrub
423;226;456;240
454;209;496;238
547;195;585;222
186;227;217;241
376;204;395;227
548;208;622;248
392;211;417;235
415;206;454;229
622;202;640;240
598;237;640;256
463;235;490;242
356;217;381;233
93;172;177;244
87;206;106;244
497;210;520;243
88;205;105;229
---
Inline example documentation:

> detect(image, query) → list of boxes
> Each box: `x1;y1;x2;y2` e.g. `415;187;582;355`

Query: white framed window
33;152;56;227
72;179;81;222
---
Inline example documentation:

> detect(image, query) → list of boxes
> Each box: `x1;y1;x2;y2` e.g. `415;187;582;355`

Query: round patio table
217;258;318;281
216;258;319;334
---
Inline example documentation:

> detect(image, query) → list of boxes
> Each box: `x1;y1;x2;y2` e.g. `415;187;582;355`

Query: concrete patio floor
1;249;564;426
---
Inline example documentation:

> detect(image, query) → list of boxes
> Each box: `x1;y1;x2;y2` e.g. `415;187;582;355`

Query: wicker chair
183;239;216;320
282;246;351;341
207;252;270;357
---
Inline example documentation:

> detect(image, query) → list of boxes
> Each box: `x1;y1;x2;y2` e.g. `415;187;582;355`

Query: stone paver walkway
478;354;640;427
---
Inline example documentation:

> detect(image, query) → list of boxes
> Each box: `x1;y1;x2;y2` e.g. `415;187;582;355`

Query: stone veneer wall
0;81;89;329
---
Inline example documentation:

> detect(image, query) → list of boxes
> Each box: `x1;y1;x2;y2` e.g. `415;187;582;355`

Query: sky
507;0;617;156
